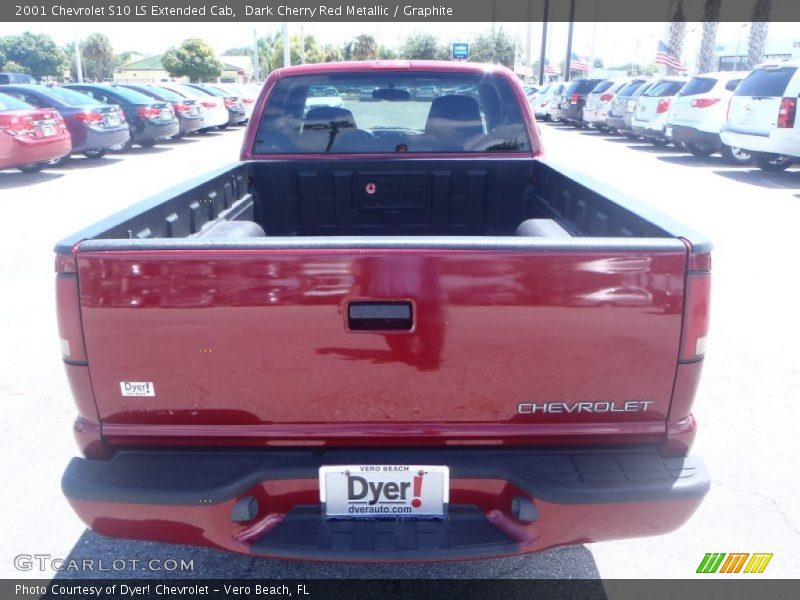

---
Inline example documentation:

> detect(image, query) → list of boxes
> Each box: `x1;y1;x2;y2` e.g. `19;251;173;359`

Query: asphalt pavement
0;119;798;580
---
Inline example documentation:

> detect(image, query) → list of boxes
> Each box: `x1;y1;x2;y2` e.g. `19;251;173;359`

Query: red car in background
0;92;71;173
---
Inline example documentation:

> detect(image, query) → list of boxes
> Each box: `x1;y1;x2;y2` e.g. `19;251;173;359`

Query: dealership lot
1;121;798;579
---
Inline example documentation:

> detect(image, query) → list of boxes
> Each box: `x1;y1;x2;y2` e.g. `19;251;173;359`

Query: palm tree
667;0;686;75
697;0;721;73
352;35;378;61
747;0;772;69
324;44;343;63
342;41;354;61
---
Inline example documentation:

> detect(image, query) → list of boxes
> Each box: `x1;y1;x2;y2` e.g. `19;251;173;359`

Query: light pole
735;23;750;70
72;23;83;82
282;22;290;67
538;0;550;85
564;0;576;82
252;28;260;81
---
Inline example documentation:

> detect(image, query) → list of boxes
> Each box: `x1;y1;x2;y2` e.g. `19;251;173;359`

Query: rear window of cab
253;71;532;155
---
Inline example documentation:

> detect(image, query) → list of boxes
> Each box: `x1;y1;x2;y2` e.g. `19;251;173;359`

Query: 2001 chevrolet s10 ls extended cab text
56;60;711;561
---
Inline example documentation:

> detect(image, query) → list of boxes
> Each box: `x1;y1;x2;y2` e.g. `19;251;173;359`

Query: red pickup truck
56;61;711;561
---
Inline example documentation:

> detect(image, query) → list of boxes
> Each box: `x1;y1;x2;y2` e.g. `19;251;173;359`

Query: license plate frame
40;123;55;137
160;109;172;121
320;465;449;520
106;114;120;127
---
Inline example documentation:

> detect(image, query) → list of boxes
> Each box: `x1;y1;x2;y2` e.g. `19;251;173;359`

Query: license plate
40;123;55;137
160;109;171;120
191;106;199;116
665;126;673;137
628;100;637;111
320;465;449;519
106;114;120;126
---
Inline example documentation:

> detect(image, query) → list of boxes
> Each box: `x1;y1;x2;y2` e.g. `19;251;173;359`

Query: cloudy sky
5;20;798;69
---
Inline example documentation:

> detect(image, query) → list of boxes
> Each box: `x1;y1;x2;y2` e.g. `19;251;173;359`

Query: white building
715;36;800;71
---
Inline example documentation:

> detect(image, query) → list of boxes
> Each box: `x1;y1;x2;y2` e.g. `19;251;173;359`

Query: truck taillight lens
656;98;672;113
599;93;614;102
680;271;711;362
570;93;580;104
691;98;720;108
56;273;87;362
778;97;797;128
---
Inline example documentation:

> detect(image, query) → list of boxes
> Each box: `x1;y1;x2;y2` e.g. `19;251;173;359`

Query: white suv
528;83;558;121
631;77;688;146
667;71;751;164
721;60;800;171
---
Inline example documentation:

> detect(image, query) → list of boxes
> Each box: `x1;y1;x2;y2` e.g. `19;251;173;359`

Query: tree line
0;29;523;83
0;32;137;81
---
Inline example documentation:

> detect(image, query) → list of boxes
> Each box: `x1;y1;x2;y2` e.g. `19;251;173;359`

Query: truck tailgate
76;243;687;444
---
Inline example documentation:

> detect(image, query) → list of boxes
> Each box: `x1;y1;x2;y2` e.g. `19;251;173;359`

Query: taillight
137;106;160;118
200;101;216;109
75;111;104;125
691;98;720;108
242;98;254;104
778;97;797;128
680;264;711;362
599;93;614;102
656;98;672;113
0;114;35;136
56;272;87;363
570;93;580;104
223;97;238;108
172;102;190;114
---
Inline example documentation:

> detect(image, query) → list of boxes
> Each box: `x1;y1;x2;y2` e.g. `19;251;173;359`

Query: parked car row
0;81;253;173
536;59;800;171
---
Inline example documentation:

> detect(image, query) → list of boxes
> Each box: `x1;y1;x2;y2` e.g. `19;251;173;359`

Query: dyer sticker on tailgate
320;465;449;519
119;381;155;397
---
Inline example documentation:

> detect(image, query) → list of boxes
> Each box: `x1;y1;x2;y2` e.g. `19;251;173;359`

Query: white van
721;60;800;171
667;71;751;164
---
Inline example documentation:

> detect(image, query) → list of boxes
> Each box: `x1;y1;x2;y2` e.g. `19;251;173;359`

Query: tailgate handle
347;301;413;331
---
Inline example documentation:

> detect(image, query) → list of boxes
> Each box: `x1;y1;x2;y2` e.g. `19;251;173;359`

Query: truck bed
55;157;709;249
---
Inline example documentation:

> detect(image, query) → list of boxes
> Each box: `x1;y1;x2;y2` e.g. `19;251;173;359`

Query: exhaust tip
511;496;539;523
231;496;259;523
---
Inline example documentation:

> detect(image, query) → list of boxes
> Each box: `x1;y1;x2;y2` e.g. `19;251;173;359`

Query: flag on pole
544;64;560;75
569;52;590;72
655;40;686;71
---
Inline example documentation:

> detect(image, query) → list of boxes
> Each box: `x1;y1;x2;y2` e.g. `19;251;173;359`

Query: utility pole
564;0;576;82
300;23;305;64
538;0;549;85
525;0;532;75
72;23;84;82
252;28;260;81
282;22;290;67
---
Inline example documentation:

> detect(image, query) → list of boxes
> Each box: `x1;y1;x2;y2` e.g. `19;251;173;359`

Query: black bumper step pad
250;505;518;560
